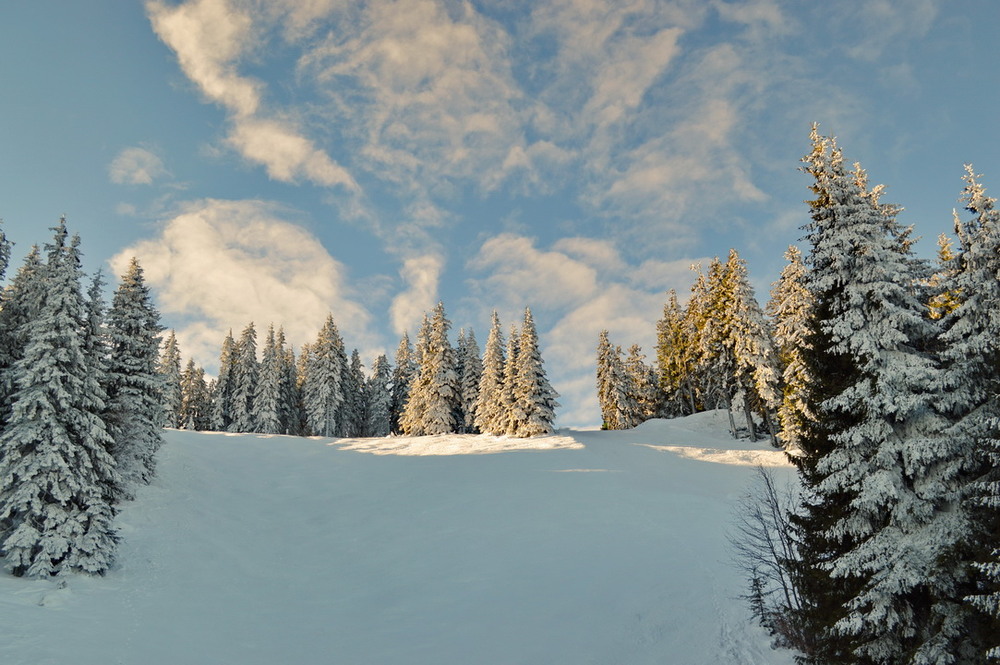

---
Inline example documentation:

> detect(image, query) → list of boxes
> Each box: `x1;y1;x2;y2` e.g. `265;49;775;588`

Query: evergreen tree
389;333;415;435
210;331;236;432
253;325;283;435
498;324;520;435
458;329;483;434
510;308;559;437
0;221;119;576
624;344;660;423
302;315;346;437
937;166;1000;660
339;349;366;437
767;245;816;452
179;359;211;430
401;303;459;435
474;312;506;436
158;330;183;429
926;233;961;321
596;330;638;430
365;354;392;437
792;128;967;664
228;322;259;433
400;316;434;436
726;249;781;443
0;247;43;429
105;257;164;493
277;330;299;435
656;290;694;416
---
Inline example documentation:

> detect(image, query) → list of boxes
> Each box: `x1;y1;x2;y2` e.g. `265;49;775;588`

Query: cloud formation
147;0;357;190
111;198;374;368
109;146;168;185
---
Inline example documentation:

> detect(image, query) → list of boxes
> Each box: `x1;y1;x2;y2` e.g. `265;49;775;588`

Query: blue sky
2;0;999;425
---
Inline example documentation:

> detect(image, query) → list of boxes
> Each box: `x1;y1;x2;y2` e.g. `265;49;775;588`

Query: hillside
0;412;797;665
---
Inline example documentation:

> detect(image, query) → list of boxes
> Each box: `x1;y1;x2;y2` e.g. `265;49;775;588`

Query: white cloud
301;0;524;193
111;198;374;368
389;254;444;336
147;0;356;190
109;146;168;185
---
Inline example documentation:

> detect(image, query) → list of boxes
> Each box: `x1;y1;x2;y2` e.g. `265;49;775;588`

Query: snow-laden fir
0;412;796;665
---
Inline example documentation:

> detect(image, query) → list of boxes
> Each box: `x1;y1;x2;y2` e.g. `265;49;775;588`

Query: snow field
0;411;796;665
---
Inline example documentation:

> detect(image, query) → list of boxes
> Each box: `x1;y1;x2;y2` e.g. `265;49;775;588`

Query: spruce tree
937;166;1000;660
339;349;366;437
726;249;781;443
228;322;259;433
624;344;660;423
0;247;43;429
365;354;392;437
0;222;119;576
792;128;968;664
179;359;211;430
389;333;415;435
277;330;299;435
510;308;559;437
474;311;506;435
401;303;459;435
767;245;816;452
105;257;164;493
253;325;283;435
498;324;520;436
158;330;183;429
596;331;638;430
210;331;236;432
656;290;695;416
302;315;346;437
458;329;483;434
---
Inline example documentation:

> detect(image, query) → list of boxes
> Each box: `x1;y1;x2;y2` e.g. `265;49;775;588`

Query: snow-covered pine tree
399;315;434;436
365;354;392;437
228;322;259;433
338;349;366;437
277;329;300;435
767;245;815;452
510;308;559;437
458;328;482;434
253;324;283;435
596;331;639;430
473;312;505;436
179;359;211;430
402;303;459;436
158;330;182;429
937;166;1000;660
105;257;164;494
389;333;415;435
793;128;965;665
624;344;660;424
210;331;236;432
725;249;781;444
497;324;521;436
0;221;120;576
0;246;43;429
656;290;694;416
302;315;346;438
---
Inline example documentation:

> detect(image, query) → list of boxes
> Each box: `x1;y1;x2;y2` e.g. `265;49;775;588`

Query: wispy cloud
111;198;375;368
147;0;357;190
109;146;168;185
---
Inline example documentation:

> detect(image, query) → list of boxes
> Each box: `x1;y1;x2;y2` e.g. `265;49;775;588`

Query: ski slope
0;411;797;665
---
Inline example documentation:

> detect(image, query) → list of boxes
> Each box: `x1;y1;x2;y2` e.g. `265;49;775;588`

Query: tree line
607;125;1000;664
159;304;559;441
0;220;163;577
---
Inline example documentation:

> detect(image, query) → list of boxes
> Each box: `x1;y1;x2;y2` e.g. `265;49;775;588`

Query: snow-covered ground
0;411;797;665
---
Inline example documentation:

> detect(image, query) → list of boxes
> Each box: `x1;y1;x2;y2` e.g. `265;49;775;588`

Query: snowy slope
0;411;797;665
